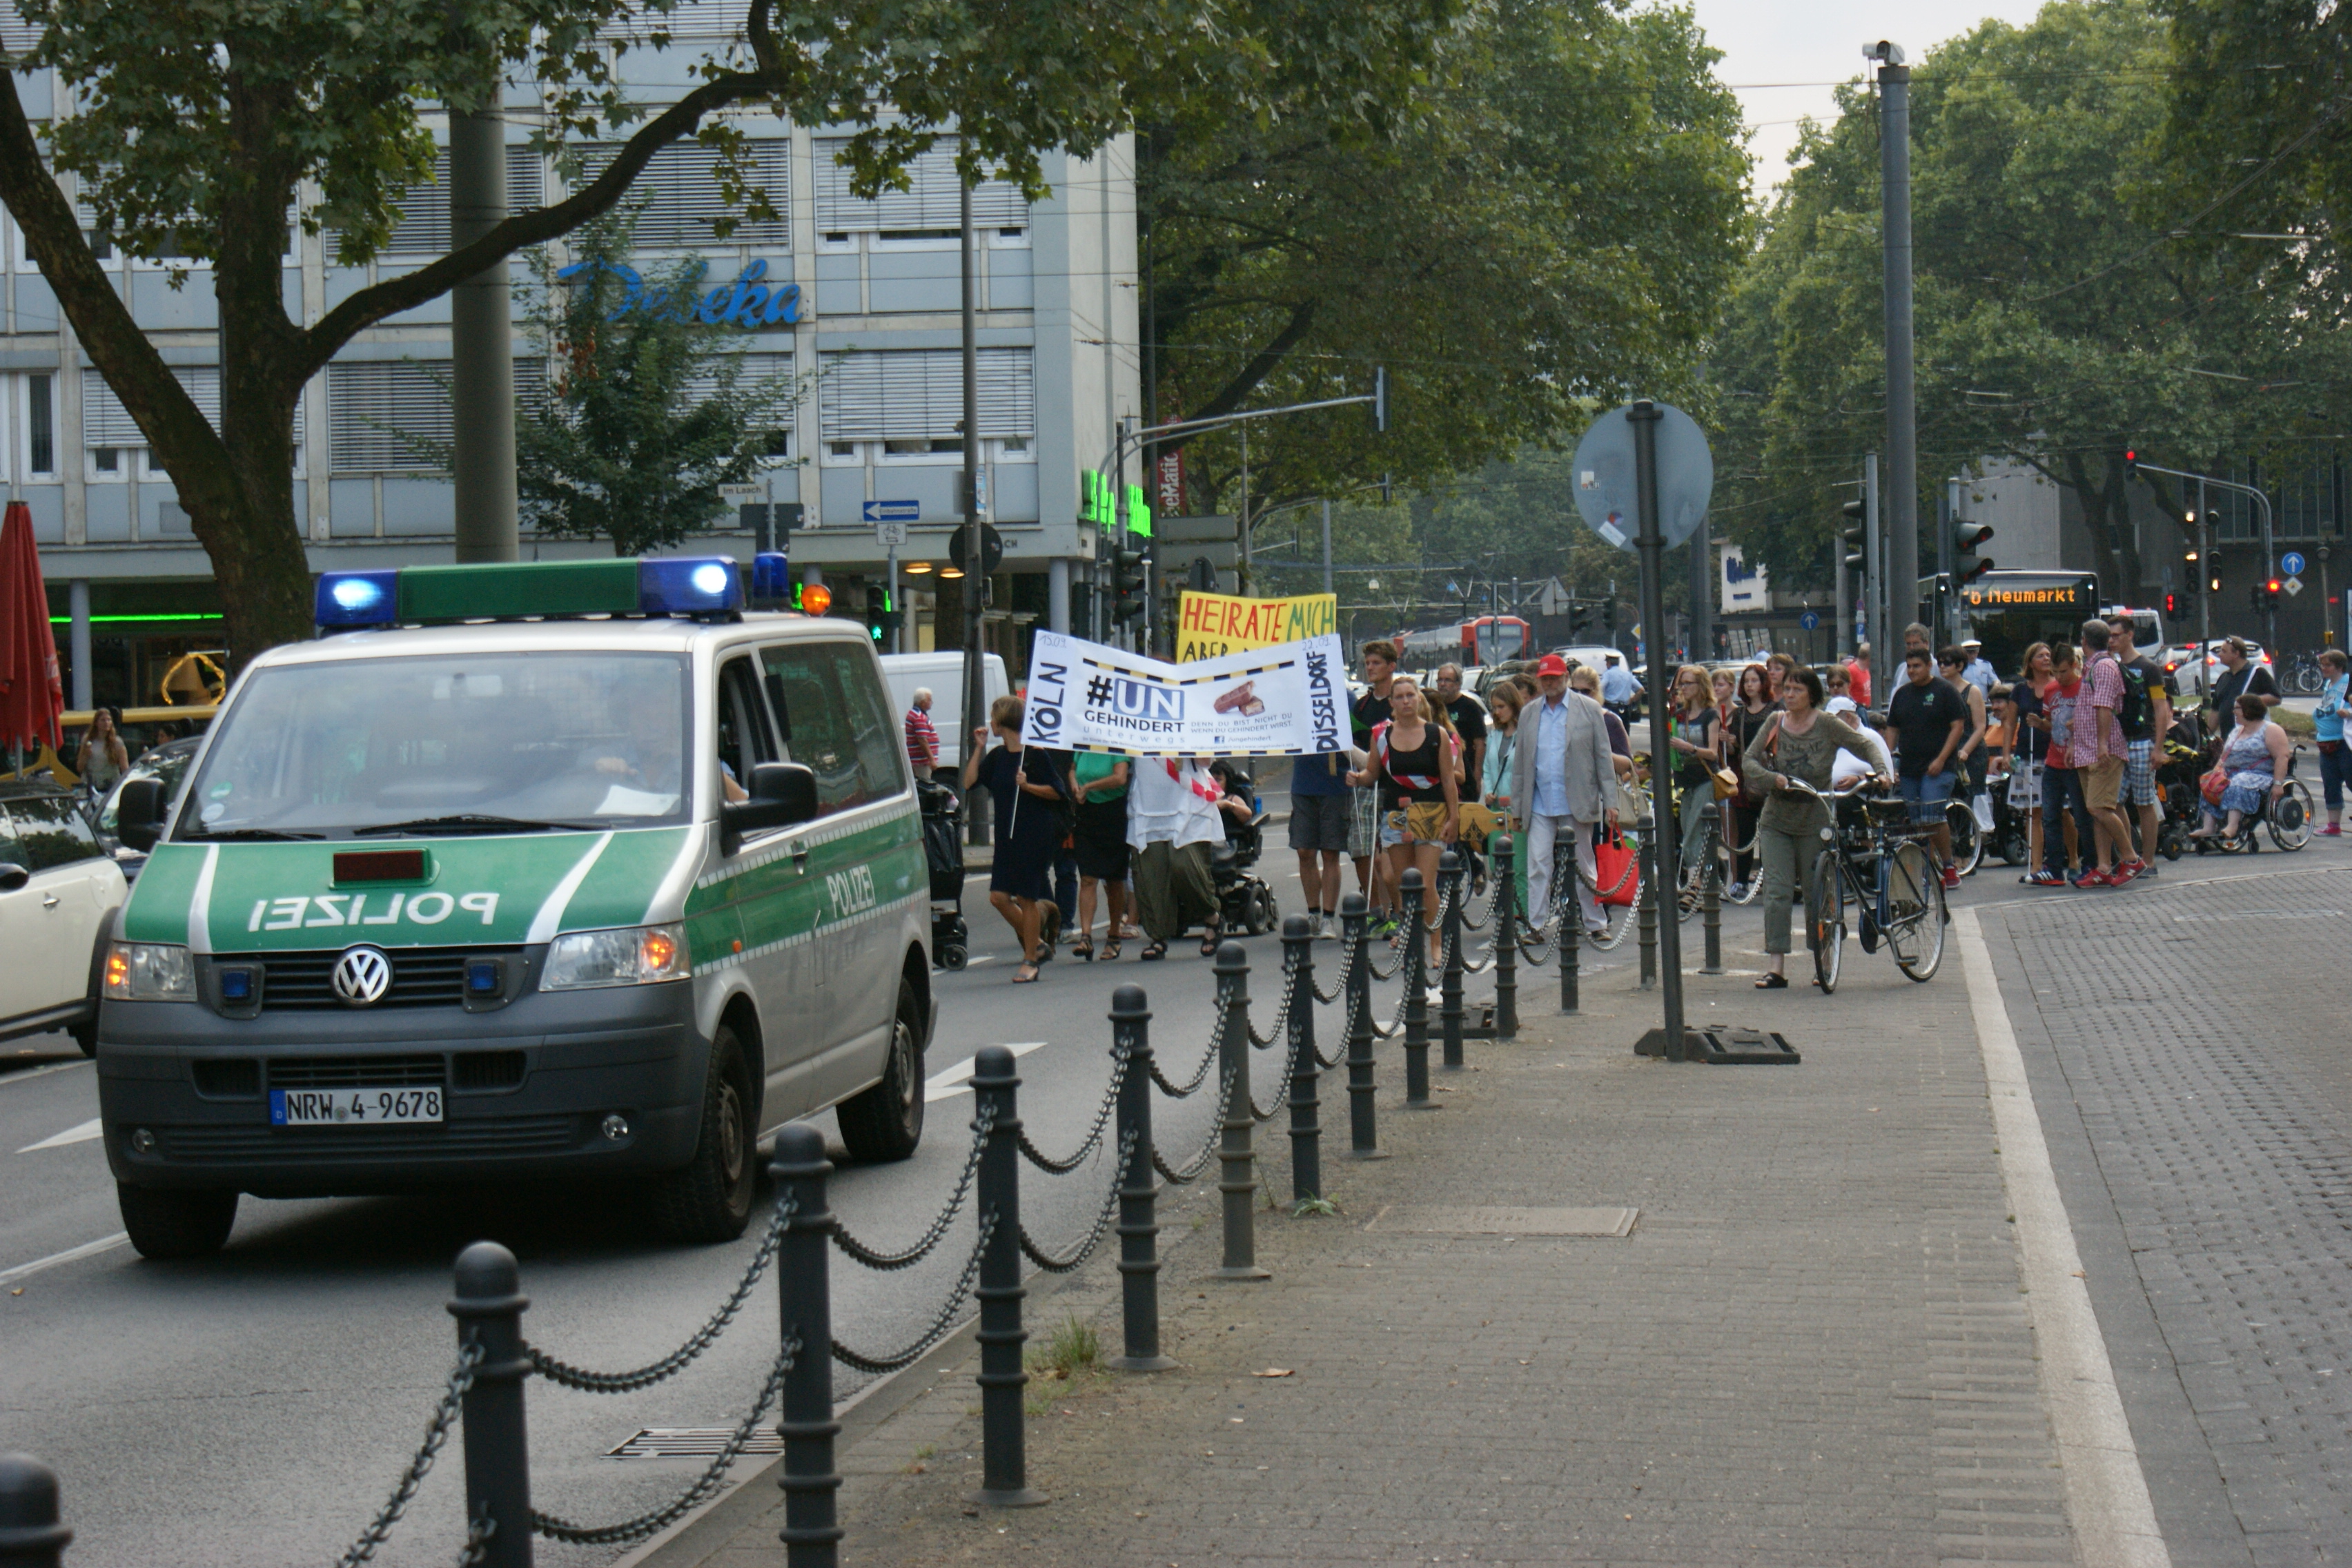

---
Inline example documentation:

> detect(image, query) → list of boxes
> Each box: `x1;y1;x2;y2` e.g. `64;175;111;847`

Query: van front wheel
839;980;925;1162
652;1025;757;1244
119;1183;237;1260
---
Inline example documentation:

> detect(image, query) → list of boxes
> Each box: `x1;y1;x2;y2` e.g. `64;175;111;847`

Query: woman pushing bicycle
1738;665;1879;990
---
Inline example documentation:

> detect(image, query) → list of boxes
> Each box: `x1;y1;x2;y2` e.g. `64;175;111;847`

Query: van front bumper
97;979;709;1197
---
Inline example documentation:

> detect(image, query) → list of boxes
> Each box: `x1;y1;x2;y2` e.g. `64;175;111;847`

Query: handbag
1592;830;1640;907
1710;763;1743;801
1971;791;1995;832
2199;768;2229;805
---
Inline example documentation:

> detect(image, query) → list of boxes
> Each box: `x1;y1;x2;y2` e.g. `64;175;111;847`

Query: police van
98;557;932;1258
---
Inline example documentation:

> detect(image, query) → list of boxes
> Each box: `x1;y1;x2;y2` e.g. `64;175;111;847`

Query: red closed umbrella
0;498;64;765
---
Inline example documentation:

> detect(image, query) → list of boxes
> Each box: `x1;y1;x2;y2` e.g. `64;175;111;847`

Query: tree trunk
2065;452;2140;605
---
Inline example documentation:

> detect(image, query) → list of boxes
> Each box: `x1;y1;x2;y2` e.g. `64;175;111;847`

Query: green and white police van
98;557;932;1258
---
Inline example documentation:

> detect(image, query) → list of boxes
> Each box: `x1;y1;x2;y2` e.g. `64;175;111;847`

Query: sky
1687;1;2048;190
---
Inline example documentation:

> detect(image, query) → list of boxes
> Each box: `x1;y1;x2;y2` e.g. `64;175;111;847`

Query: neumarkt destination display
1021;630;1346;758
1173;589;1338;663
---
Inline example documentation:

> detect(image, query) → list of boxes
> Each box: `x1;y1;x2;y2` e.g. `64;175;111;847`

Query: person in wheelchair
2192;692;2292;843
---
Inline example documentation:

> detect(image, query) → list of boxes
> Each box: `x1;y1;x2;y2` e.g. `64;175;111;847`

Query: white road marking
17;1117;103;1153
1955;908;2170;1568
0;1233;130;1287
923;1041;1048;1102
0;1058;95;1088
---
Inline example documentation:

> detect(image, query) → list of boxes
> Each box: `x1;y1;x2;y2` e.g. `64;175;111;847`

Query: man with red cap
1507;653;1618;934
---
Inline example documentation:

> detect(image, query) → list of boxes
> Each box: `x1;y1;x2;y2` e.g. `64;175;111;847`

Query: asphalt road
6;785;2342;1567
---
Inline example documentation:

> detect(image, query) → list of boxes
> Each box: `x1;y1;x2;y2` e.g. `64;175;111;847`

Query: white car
2164;638;2269;698
0;784;127;1056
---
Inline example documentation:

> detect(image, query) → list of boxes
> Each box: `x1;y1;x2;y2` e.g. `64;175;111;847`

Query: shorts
2006;756;2042;808
1382;803;1451;847
1349;784;1382;859
1287;791;1352;854
1897;769;1957;821
2124;739;2157;805
2082;754;2124;810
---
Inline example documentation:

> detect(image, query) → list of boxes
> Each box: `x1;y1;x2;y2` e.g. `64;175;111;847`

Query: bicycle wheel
1945;799;1983;876
1807;844;1845;994
2269;778;2315;850
1886;841;1946;981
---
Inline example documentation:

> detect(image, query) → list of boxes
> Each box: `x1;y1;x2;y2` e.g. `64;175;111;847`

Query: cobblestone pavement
1982;857;2352;1566
659;918;2082;1567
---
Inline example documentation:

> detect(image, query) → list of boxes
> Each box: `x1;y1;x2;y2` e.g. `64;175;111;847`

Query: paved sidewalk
658;944;2081;1566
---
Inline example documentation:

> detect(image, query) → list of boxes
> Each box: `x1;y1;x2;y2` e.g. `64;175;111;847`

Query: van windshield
178;651;693;838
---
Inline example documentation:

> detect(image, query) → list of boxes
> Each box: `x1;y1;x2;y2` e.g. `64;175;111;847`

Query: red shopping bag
1593;831;1639;908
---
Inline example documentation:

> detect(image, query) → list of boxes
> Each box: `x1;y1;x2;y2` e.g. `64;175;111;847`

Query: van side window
716;656;778;799
758;642;907;815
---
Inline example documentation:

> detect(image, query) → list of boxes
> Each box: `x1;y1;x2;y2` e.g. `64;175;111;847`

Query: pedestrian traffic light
1112;542;1148;624
1953;521;1995;585
1841;500;1866;572
861;585;899;640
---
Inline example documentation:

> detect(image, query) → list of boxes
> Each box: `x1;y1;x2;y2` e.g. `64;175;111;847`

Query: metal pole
1339;892;1383;1158
1106;985;1174;1371
1879;56;1920;641
1490;832;1518;1040
2199;478;2210;683
66;580;90;711
1834;536;1850;661
1629;402;1686;1061
968;1046;1045;1506
1238;423;1251;597
1321;497;1333;598
960;171;986;841
1213;941;1268;1278
1688;513;1712;661
1438;850;1465;1070
2258;481;2278;654
1865;453;1885;698
772;1126;842;1566
450;99;517;564
1282;915;1322;1203
1636;837;1657;991
0;1453;70;1567
1399;867;1433;1108
449;1242;533;1568
1700;802;1723;975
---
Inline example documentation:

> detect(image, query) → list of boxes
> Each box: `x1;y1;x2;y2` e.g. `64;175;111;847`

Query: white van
879;651;1010;772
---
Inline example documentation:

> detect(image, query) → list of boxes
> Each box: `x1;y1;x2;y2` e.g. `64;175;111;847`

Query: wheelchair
2191;745;2315;855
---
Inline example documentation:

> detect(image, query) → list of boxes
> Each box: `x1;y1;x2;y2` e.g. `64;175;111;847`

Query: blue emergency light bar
315;557;745;630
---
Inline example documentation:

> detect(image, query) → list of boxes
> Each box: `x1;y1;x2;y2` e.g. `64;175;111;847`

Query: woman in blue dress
2192;692;2291;842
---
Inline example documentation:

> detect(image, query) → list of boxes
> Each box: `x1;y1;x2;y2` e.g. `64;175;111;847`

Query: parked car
0;781;128;1057
2164;638;2270;698
94;735;202;881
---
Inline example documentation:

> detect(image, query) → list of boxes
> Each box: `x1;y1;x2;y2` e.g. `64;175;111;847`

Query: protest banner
1173;589;1337;663
1021;630;1346;758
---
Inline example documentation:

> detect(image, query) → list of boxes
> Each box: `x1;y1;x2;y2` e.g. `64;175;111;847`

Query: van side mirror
721;761;819;852
117;777;164;852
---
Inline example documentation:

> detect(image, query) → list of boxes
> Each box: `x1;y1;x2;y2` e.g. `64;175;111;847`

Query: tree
0;0;1469;667
1146;0;1751;528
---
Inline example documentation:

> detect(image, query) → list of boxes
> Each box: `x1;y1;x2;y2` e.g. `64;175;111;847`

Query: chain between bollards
968;1046;1046;1507
1400;867;1433;1109
1213;943;1269;1280
1490;832;1518;1040
1106;985;1175;1371
1438;851;1466;1070
449;1242;533;1568
1636;836;1658;990
1699;801;1724;976
1282;916;1322;1203
0;1453;70;1568
1340;892;1384;1159
772;1126;843;1563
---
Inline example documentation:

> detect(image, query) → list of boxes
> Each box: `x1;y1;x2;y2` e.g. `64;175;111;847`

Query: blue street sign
862;499;920;524
1799;611;1821;631
2282;550;2307;576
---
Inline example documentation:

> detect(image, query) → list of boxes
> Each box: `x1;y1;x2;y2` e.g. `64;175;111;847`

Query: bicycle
1776;774;1947;993
2284;650;2326;696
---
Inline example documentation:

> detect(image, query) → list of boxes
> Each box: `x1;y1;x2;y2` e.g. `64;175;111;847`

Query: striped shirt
904;707;940;773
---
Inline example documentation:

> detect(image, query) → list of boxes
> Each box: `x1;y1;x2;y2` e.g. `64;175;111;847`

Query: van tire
119;1183;237;1260
652;1025;757;1244
838;980;925;1163
68;1010;97;1058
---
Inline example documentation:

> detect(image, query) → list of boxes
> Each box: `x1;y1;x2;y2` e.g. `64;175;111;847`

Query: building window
380;147;548;256
83;366;305;480
25;373;52;476
574;137;787;250
812;138;1026;235
816;347;1034;447
327;358;545;473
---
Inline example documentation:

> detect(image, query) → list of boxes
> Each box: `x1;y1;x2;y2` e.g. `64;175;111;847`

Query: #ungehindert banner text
1019;631;1346;758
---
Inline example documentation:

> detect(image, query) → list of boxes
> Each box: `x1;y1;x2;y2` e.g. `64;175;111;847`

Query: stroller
1208;765;1281;937
917;778;970;970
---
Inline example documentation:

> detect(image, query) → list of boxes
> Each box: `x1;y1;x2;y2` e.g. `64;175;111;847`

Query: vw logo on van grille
332;946;393;1006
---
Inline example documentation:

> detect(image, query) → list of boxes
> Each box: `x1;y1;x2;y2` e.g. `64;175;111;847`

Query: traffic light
2124;449;2139;482
1841;500;1866;573
2253;579;2283;613
2164;592;2179;616
862;585;900;641
1953;521;1995;585
1112;542;1148;624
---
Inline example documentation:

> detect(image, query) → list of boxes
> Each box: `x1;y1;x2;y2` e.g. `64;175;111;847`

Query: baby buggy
1208;765;1281;937
917;778;970;970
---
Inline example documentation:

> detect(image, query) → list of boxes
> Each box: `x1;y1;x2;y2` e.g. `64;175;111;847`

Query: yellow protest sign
1175;590;1338;663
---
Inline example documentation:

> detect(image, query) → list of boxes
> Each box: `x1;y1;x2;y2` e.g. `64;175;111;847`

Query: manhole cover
1363;1205;1636;1237
607;1427;784;1460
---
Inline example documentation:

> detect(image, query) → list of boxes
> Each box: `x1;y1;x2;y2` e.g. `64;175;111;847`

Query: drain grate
607;1427;785;1460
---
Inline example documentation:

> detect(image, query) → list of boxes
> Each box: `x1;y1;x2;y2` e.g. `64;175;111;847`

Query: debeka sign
558;257;803;328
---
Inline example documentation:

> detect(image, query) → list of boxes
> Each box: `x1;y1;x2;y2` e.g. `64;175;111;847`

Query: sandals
1754;972;1789;990
1101;937;1122;961
1139;941;1167;961
1032;941;1055;966
1199;923;1224;957
1012;963;1041;983
1070;935;1095;962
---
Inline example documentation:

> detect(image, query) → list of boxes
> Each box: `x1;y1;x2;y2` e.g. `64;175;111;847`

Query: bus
1395;616;1533;669
1958;570;2099;679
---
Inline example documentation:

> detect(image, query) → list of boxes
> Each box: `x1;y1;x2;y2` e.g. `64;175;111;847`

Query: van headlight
104;942;195;1001
541;923;692;990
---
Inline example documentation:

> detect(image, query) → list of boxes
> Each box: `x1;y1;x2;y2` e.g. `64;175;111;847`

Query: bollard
1490;832;1518;1041
1340;893;1384;1159
968;1046;1046;1505
1399;868;1434;1109
1438;850;1466;1070
1699;802;1724;977
1282;915;1323;1204
449;1242;534;1568
1557;834;1580;1016
1213;943;1269;1279
0;1454;70;1568
1107;985;1175;1371
772;1126;843;1564
1636;836;1658;990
